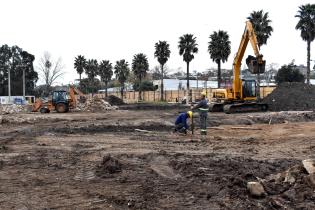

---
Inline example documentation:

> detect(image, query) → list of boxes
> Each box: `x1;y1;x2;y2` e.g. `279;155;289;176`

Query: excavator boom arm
232;21;263;100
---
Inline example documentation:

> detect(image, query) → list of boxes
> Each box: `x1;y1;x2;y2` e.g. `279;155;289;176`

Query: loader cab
52;91;68;105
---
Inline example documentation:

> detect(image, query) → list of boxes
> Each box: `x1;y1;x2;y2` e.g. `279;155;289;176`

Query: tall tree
99;60;113;97
208;30;231;88
0;44;38;96
132;53;149;100
154;41;171;101
74;55;87;84
85;59;99;93
178;34;198;102
37;52;64;95
114;59;130;99
247;10;273;49
295;4;315;84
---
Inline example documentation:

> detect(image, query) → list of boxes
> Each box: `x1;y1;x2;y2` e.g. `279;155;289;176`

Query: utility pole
23;67;25;100
8;57;12;103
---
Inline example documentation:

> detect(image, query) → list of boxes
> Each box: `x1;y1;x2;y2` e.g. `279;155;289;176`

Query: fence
91;86;276;103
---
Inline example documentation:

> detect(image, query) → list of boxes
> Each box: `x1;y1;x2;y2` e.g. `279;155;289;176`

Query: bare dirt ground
0;109;315;209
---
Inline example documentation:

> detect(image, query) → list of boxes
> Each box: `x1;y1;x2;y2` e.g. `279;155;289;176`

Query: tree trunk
121;83;124;99
138;77;142;101
307;40;311;84
186;62;190;104
160;64;164;101
217;60;221;88
79;73;82;85
105;81;108;97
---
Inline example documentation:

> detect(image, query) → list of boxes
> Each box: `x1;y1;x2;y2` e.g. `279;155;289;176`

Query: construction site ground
0;107;315;209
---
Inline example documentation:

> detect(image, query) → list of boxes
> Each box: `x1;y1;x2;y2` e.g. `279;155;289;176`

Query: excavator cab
242;80;256;98
246;55;266;74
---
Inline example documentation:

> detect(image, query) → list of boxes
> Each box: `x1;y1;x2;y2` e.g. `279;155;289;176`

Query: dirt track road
0;110;314;209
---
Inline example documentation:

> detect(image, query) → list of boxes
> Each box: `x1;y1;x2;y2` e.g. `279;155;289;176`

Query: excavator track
223;103;268;114
209;103;224;112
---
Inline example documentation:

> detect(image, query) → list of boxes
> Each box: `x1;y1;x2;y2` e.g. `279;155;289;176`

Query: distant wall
90;86;276;103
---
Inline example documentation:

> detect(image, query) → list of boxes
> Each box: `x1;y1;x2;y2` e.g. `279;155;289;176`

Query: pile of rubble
247;159;315;209
0;104;30;115
76;97;118;112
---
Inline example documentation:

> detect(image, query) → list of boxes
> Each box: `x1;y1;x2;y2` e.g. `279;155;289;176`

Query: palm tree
178;34;198;102
247;10;273;49
132;53;149;100
74;55;87;84
114;59;130;99
99;60;113;97
295;4;315;84
154;41;171;101
85;59;99;93
208;30;231;88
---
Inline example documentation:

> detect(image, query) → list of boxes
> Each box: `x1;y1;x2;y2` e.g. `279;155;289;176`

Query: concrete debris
75;97;118;112
247;181;266;197
302;159;315;174
0;115;50;124
250;111;315;124
0;104;30;115
306;174;315;187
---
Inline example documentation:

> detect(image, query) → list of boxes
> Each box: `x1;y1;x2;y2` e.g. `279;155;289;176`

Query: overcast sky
1;0;314;85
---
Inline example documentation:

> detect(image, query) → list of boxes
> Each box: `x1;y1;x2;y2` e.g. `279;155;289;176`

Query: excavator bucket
246;55;265;74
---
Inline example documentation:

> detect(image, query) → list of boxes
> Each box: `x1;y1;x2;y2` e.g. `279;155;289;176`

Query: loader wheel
56;103;68;113
40;107;50;113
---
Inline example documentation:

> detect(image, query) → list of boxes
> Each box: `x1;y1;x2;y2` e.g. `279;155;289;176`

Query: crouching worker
192;91;209;135
174;111;193;134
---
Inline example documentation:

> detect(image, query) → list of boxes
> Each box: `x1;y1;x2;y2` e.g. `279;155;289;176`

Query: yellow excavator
32;85;86;113
209;21;268;113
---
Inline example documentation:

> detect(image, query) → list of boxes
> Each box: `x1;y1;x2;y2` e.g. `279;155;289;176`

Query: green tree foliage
74;55;87;83
0;44;38;96
247;10;273;48
132;53;149;100
154;41;170;100
275;63;305;84
208;30;231;88
85;59;99;93
79;78;101;94
295;3;315;84
114;59;130;99
178;34;198;100
99;60;113;97
133;80;158;91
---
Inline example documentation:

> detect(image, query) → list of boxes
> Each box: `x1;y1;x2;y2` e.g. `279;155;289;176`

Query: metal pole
23;68;25;100
8;60;11;103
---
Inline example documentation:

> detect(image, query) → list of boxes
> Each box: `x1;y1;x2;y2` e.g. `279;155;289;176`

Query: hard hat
201;91;207;96
187;111;193;118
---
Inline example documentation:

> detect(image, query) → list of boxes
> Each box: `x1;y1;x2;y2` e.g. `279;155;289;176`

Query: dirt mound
263;82;315;111
95;155;122;177
105;95;125;106
76;97;118;112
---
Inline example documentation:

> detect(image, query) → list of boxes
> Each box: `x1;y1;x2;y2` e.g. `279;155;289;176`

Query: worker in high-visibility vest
192;91;209;135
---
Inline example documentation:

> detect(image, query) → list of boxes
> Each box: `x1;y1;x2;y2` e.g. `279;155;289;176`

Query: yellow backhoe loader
32;85;85;113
